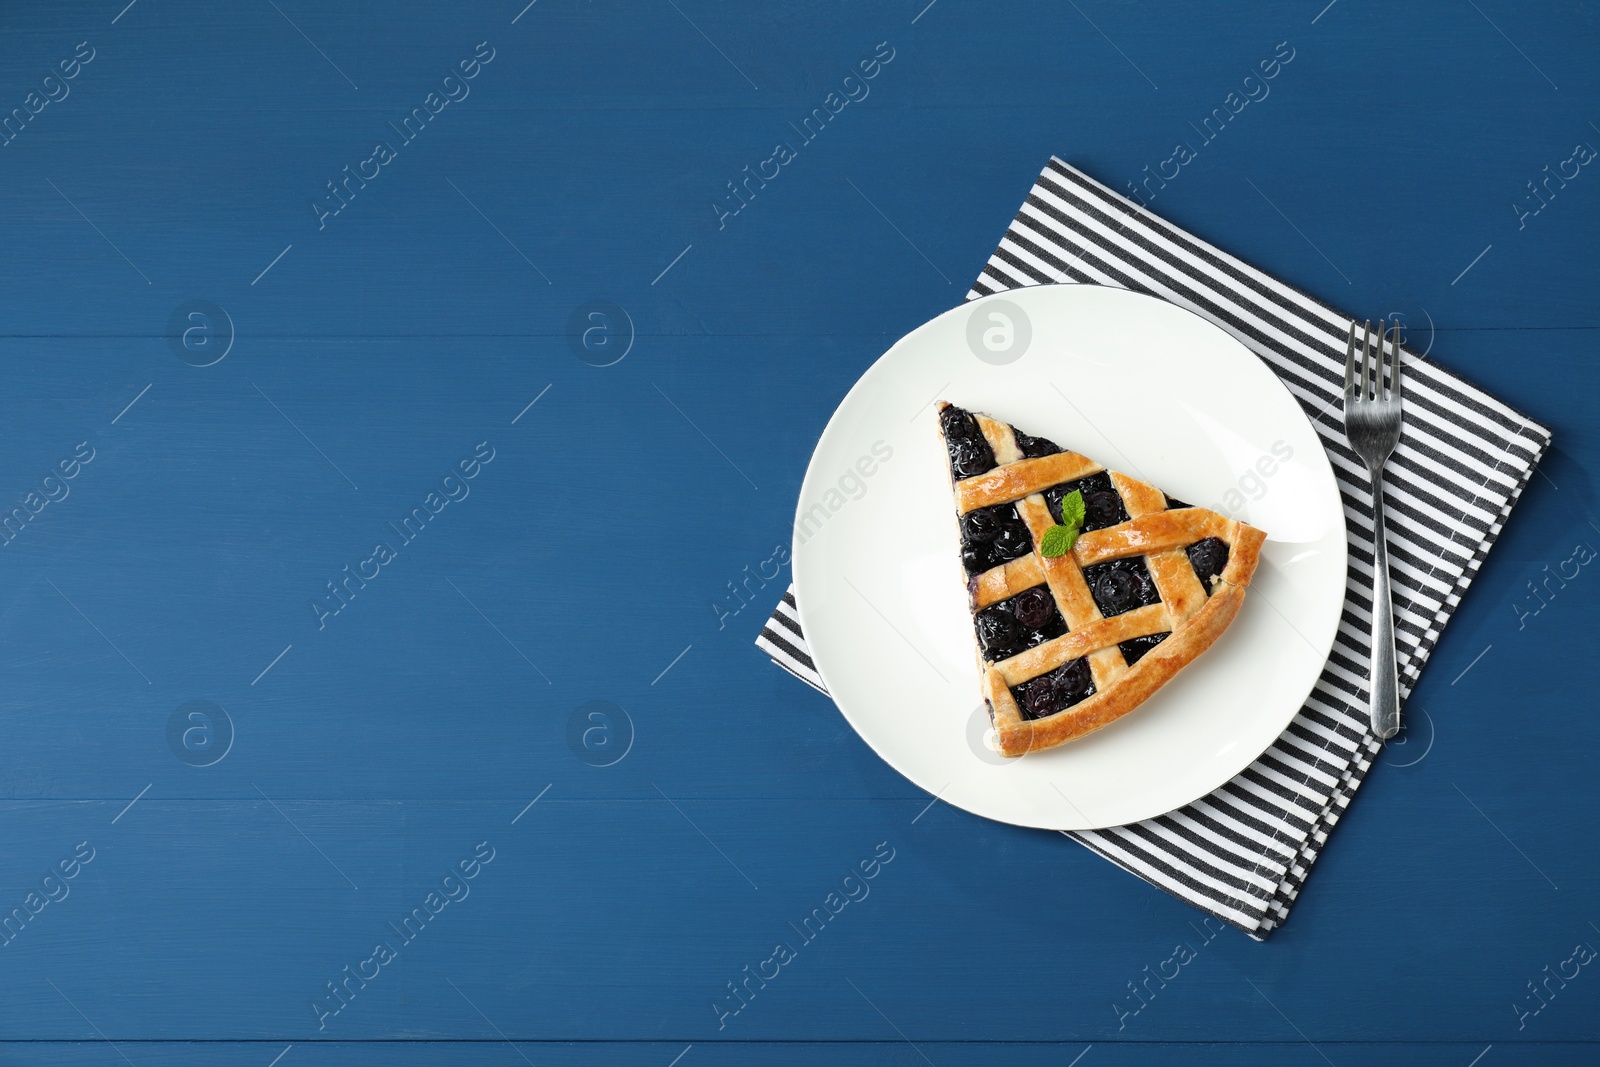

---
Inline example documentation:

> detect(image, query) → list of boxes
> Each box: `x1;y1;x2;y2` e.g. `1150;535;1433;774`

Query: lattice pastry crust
938;403;1266;757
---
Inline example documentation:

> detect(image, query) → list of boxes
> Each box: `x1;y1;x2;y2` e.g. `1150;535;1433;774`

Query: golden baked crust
939;403;1267;757
955;452;1101;513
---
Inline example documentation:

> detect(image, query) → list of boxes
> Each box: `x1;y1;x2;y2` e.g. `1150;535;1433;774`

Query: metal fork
1343;319;1404;740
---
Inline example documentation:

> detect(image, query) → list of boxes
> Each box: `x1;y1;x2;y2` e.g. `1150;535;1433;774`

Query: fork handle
1368;470;1400;739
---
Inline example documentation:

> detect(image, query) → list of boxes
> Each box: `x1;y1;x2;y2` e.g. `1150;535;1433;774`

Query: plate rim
791;282;1349;830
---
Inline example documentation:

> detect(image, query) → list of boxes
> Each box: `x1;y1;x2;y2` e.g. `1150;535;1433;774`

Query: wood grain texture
0;0;1595;1062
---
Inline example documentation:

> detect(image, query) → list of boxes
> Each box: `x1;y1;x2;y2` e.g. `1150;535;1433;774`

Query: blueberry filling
939;404;976;441
1118;632;1170;665
1010;586;1057;630
1187;537;1230;594
1081;556;1160;617
960;509;1001;542
1013;428;1063;459
949;438;995;478
972;585;1065;661
991;521;1032;559
1165;496;1192;510
1012;657;1095;720
1043;471;1127;532
974;608;1021;658
959;503;1033;575
940;406;995;478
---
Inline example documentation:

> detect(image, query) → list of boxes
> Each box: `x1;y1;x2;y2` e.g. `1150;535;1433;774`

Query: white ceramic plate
792;285;1347;830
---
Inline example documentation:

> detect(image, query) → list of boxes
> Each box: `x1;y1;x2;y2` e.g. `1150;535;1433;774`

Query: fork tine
1390;319;1403;403
1361;319;1373;401
1383;320;1395;400
1344;321;1357;400
1374;318;1387;400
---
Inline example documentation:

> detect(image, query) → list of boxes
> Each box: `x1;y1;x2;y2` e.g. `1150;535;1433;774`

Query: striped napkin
756;158;1552;939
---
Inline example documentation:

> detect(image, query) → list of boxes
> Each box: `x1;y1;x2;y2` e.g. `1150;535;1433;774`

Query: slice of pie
938;403;1266;757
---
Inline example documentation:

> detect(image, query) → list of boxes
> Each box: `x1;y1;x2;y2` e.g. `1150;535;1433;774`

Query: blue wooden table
0;1;1596;1063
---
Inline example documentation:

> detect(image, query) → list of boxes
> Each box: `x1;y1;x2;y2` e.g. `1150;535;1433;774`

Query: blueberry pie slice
938;403;1266;757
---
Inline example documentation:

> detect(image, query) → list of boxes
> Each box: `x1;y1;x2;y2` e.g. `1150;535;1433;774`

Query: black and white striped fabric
756;158;1551;939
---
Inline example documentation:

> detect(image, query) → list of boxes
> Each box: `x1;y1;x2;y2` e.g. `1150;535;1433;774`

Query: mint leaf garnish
1058;489;1085;529
1040;490;1086;558
1040;524;1077;558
